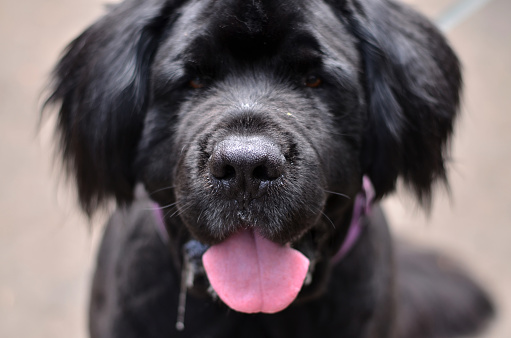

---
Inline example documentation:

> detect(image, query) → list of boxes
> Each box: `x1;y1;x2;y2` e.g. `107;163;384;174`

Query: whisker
197;209;205;224
164;205;182;220
320;210;336;229
148;186;176;196
165;201;194;220
145;201;179;211
174;203;196;219
323;190;351;199
308;206;336;230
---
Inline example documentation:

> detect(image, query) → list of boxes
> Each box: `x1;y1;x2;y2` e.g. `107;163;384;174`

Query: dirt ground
0;0;509;337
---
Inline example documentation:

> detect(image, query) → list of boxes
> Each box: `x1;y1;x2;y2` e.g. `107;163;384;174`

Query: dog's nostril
224;165;236;180
209;157;235;180
253;164;280;181
253;165;269;181
212;164;236;180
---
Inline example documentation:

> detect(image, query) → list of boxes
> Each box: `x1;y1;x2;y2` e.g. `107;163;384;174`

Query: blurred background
0;0;509;337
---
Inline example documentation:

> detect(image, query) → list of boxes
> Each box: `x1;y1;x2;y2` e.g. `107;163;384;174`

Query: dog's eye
189;78;205;89
304;75;322;88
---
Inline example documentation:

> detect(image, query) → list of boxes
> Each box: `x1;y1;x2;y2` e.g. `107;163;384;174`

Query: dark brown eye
304;75;322;88
189;78;205;89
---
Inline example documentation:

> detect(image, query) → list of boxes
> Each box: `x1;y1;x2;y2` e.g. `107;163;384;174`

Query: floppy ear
45;0;182;215
336;0;462;205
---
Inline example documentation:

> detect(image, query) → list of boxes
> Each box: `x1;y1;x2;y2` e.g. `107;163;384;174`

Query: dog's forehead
168;0;309;57
155;0;356;67
206;0;305;50
150;0;362;95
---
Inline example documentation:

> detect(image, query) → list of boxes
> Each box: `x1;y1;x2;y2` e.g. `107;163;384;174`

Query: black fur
45;0;494;337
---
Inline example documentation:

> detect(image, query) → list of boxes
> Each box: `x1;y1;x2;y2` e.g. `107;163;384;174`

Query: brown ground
1;0;509;337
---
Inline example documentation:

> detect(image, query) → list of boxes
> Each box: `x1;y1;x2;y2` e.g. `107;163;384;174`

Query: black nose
208;136;285;198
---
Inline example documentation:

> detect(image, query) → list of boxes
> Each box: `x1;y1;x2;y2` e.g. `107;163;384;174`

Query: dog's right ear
44;0;183;216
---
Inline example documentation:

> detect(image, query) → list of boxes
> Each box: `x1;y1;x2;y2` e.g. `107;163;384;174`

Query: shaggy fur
45;0;494;337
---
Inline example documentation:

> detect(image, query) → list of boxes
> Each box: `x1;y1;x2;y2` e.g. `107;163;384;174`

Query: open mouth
175;225;320;313
153;205;327;316
202;229;310;314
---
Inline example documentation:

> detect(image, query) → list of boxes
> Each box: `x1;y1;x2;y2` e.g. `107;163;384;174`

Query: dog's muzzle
152;175;375;331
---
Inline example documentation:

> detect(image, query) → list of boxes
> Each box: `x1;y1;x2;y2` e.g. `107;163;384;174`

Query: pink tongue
202;230;309;314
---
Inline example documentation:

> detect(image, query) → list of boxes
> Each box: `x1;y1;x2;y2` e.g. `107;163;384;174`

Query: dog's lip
184;230;315;261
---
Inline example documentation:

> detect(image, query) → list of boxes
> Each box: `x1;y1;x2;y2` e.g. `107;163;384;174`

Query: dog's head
46;0;461;311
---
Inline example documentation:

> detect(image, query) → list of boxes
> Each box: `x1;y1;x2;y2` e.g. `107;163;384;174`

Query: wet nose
208;136;285;198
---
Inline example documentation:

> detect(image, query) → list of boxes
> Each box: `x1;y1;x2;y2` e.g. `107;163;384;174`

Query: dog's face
142;0;364;247
46;0;461;308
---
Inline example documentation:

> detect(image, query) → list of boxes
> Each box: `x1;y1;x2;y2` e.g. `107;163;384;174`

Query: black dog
45;0;494;337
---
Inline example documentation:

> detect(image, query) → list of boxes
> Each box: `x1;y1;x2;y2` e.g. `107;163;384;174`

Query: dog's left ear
44;0;182;215
334;0;462;205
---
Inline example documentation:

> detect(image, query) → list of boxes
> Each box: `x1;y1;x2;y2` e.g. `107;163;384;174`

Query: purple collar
152;176;375;263
332;176;375;263
153;206;169;243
